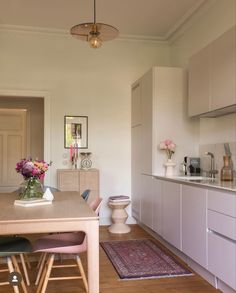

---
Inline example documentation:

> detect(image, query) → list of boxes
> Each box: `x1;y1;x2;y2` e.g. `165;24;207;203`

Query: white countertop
152;175;236;193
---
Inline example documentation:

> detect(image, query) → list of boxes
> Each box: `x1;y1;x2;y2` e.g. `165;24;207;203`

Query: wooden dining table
0;191;99;293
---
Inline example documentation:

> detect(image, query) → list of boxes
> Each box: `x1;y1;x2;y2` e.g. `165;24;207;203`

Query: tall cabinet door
182;185;207;268
162;181;182;250
131;125;142;220
131;82;142;127
211;25;236;110
141;69;153;174
140;174;153;229
188;45;211;117
152;178;162;236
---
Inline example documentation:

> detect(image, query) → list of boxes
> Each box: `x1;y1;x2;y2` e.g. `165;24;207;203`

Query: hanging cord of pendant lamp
70;0;119;49
88;0;102;48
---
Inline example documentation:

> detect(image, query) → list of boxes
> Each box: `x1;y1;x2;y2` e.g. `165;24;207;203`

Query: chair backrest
81;189;91;201
89;197;103;216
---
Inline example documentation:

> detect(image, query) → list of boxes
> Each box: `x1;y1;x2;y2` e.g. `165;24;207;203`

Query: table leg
86;219;99;293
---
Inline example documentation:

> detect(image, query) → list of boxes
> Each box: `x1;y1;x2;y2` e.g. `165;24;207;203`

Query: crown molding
0;0;216;45
0;24;70;37
167;0;217;44
118;34;168;45
164;0;206;39
0;24;168;44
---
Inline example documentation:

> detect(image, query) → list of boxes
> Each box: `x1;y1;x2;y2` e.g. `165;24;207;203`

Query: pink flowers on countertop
159;139;176;160
16;158;51;180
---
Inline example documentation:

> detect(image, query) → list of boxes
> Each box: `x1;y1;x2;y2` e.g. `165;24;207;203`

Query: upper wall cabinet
188;25;236;117
188;45;211;117
211;26;236;111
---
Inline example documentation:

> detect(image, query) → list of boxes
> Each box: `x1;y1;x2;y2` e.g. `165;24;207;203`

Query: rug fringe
119;273;194;281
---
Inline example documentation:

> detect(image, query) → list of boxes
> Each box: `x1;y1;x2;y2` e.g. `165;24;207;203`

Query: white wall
170;0;236;165
0;28;170;224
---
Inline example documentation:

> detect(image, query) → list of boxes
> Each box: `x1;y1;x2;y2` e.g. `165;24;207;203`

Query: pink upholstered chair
33;197;102;293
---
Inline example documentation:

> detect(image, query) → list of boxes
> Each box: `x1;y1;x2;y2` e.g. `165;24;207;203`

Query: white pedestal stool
108;196;131;234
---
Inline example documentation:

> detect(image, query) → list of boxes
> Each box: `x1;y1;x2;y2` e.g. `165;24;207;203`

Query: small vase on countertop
220;155;233;181
159;139;176;177
164;159;176;177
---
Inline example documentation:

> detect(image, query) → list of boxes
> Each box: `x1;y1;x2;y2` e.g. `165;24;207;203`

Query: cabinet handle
208;229;236;244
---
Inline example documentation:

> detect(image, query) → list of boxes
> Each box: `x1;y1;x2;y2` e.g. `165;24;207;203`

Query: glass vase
19;177;44;200
220;155;233;181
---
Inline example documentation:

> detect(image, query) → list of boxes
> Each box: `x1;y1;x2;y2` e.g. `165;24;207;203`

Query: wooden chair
34;191;95;286
34;197;102;293
0;236;32;293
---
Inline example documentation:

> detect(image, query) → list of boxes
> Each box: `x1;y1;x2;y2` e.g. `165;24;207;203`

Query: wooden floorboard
0;225;220;293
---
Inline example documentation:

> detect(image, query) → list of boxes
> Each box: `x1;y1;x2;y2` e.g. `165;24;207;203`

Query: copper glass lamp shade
70;0;119;48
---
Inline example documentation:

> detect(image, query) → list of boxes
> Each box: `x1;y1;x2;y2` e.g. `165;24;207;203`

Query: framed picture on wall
64;116;88;149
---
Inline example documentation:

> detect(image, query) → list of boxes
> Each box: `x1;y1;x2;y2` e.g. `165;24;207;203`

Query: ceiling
0;0;207;40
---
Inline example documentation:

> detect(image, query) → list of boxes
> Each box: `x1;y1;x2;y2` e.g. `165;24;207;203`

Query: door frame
0;89;51;185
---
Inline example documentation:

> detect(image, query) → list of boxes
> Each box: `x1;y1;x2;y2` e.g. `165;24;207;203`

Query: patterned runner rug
100;239;193;280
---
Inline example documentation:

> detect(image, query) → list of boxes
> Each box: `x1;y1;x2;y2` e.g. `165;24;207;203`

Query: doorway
0;97;44;191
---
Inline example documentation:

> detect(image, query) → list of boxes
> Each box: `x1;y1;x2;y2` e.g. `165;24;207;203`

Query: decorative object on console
70;143;79;169
80;152;92;169
159;139;176;177
15;158;51;200
70;0;119;49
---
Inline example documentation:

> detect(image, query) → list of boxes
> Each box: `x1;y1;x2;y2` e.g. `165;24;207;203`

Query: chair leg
39;254;55;293
36;260;47;293
7;257;20;293
35;252;48;285
76;255;88;293
36;252;44;269
11;255;28;293
19;254;30;286
24;254;31;269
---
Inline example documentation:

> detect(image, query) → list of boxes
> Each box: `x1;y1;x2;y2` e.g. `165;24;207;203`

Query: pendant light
70;0;119;49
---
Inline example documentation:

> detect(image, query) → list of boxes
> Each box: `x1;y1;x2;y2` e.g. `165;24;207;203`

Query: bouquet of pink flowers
16;158;51;180
159;139;176;160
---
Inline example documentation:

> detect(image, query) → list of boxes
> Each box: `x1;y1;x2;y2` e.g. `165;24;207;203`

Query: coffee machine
181;157;201;176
